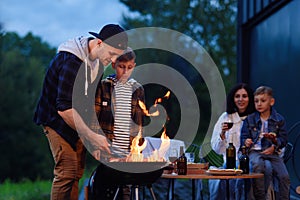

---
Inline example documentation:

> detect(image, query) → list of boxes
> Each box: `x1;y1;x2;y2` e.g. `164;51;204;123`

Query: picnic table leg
226;179;230;200
171;179;175;200
192;179;195;200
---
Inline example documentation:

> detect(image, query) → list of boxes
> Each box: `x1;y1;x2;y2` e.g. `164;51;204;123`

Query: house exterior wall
237;0;300;197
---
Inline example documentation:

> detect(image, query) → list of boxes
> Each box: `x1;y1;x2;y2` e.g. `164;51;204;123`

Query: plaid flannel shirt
34;51;101;149
90;76;146;141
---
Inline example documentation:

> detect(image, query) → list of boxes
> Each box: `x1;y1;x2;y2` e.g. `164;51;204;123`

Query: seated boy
241;86;290;199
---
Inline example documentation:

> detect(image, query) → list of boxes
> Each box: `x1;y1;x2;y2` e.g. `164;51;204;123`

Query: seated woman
209;83;255;200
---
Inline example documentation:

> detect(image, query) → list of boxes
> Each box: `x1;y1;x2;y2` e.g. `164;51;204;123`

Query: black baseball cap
89;24;128;50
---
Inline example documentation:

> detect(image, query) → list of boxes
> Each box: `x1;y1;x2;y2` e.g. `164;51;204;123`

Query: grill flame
144;128;170;162
126;91;171;162
138;101;159;116
126;129;148;162
155;90;171;104
138;91;170;117
127;127;170;162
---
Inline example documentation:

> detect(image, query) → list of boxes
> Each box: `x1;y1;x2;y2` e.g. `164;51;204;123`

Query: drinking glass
224;119;233;130
186;152;195;163
168;148;179;175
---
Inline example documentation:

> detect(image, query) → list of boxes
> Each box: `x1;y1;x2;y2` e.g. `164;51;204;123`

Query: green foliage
0;31;56;181
0;163;97;200
120;0;237;90
0;179;51;200
0;0;237;183
119;0;237;146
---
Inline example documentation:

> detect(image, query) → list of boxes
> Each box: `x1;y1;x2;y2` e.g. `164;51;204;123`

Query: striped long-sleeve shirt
90;75;146;155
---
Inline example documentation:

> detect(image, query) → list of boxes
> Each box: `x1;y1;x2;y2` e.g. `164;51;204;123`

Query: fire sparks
138;101;159;116
138;91;171;116
155;90;171;104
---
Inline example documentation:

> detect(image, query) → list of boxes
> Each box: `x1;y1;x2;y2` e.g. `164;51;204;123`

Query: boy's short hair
116;47;136;62
254;86;273;97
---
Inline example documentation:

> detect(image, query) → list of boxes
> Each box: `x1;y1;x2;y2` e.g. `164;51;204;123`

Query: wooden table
161;173;264;200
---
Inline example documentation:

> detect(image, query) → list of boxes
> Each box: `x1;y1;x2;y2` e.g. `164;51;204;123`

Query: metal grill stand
112;184;157;200
88;163;164;200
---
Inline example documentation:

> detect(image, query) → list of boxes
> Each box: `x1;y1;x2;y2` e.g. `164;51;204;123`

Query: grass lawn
0;170;91;200
0;179;51;200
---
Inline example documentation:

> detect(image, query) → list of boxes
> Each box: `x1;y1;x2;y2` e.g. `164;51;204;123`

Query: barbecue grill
87;162;170;200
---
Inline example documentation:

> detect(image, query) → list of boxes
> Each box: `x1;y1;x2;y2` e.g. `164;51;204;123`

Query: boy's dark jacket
240;107;288;152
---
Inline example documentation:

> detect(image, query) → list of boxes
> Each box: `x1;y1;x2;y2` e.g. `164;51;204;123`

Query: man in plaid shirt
33;24;128;200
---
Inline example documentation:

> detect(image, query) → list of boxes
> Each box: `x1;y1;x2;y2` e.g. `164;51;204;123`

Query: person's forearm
211;129;226;154
277;121;288;148
58;109;76;130
72;109;94;137
58;108;93;135
59;108;110;155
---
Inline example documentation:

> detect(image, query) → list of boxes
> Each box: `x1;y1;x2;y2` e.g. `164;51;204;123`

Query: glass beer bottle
239;146;249;174
226;134;236;169
177;146;187;175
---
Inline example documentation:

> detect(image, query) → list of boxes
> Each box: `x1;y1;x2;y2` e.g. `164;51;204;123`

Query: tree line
0;31;56;181
0;0;237;181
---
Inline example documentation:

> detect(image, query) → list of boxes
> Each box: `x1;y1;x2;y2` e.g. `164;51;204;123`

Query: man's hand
83;132;111;160
72;109;111;159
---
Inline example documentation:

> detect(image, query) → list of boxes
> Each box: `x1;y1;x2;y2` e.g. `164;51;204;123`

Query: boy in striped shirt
93;47;145;157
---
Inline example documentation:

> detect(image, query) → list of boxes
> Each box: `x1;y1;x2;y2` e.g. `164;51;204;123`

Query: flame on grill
126;91;171;162
138;101;159;116
127;127;170;162
155;91;170;104
154;127;170;161
138;91;170;117
126;129;148;162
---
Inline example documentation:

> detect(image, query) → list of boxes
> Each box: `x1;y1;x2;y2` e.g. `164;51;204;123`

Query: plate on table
205;169;243;176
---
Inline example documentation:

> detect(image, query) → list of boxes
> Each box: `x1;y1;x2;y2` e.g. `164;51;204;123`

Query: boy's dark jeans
249;150;290;200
